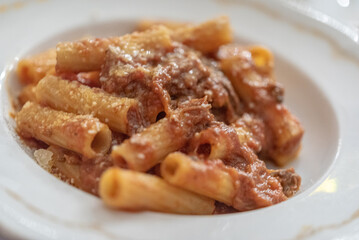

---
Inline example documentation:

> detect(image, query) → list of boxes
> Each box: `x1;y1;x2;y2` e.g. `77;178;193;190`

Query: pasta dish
14;16;303;214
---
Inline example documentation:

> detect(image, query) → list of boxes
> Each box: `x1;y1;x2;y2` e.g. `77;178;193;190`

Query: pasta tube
35;75;143;135
161;152;287;211
219;45;304;166
99;167;215;215
18;84;37;106
161;152;236;206
138;16;232;54
16;102;111;158
56;26;172;72
17;48;56;84
47;145;82;187
188;123;237;161
262;104;304;166
137;19;191;31
172;16;232;53
218;45;280;105
188;121;262;162
111;99;213;172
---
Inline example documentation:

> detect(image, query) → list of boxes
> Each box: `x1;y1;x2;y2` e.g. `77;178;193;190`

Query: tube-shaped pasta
262;104;304;166
56;38;112;72
188;120;262;163
161;152;287;211
57;17;231;73
218;45;304;166
18;84;37;106
218;45;281;105
47;145;82;187
56;26;172;72
16;102;112;158
111;99;213;172
137;19;191;31
220;64;281;105
247;45;274;74
17;49;56;84
99;167;215;215
138;16;232;54
161;152;237;206
188;122;238;161
217;45;274;74
35;75;143;135
172;16;232;53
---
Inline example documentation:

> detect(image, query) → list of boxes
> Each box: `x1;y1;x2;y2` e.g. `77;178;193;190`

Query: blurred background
0;0;358;31
291;0;359;31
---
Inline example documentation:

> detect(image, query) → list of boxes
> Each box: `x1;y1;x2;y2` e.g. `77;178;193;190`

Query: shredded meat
214;202;237;214
49;132;127;195
100;42;240;124
186;120;301;211
79;155;113;195
269;168;301;197
27;24;303;213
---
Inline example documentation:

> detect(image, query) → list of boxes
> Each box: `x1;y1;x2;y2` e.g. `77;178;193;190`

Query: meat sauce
100;42;240;124
19;26;302;214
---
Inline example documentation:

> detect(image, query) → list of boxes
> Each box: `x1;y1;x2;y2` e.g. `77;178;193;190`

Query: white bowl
1;0;359;239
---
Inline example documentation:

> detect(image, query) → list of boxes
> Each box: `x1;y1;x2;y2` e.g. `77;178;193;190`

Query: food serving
14;16;303;215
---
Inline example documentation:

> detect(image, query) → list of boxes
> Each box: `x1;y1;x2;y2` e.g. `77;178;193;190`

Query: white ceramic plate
1;0;359;239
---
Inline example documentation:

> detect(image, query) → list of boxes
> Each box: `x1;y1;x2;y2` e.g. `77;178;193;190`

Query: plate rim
0;0;358;239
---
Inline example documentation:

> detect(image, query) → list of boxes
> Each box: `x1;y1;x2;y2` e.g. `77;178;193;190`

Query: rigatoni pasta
13;17;303;215
17;84;36;106
138;16;232;54
35;75;143;135
17;48;56;84
218;44;304;166
111;99;213;172
161;152;237;206
16;102;112;158
161;152;287;211
56;25;172;72
100;167;215;214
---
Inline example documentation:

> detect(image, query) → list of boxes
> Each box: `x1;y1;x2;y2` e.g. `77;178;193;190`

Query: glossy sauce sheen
16;22;302;214
100;38;300;211
100;43;240;124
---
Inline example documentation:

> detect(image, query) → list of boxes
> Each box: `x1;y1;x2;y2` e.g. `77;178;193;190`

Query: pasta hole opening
91;128;111;154
196;143;211;157
107;171;120;199
164;161;179;177
156;111;166;122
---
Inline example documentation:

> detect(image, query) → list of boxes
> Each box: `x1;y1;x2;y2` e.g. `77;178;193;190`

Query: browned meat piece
79;156;113;195
100;41;241;124
269;168;301;197
233;160;287;211
213;201;237;214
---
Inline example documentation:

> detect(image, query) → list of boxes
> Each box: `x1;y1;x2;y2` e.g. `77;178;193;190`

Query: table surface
0;1;358;240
